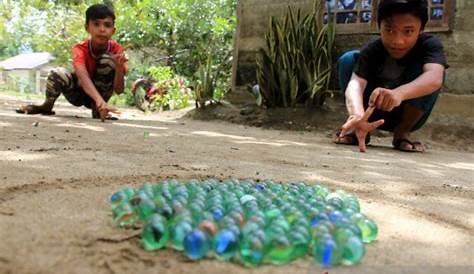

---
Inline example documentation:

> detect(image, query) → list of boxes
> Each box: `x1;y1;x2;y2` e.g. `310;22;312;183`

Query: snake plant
256;0;335;108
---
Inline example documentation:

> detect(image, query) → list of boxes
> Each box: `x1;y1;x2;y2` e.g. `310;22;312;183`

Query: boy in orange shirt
17;4;127;121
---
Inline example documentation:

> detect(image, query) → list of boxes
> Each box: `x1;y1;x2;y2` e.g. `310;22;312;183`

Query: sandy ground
0;95;473;274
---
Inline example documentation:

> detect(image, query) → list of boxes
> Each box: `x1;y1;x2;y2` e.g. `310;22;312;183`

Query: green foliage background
0;0;237;106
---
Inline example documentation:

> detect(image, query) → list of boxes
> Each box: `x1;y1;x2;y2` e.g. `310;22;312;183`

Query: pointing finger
369;89;379;107
362;105;376;120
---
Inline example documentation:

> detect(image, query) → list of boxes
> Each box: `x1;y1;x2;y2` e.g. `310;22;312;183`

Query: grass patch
0;85;68;102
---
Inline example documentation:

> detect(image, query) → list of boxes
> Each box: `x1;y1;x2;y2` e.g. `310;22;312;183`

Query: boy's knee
337;50;360;68
48;67;73;86
46;67;73;96
96;54;116;75
337;49;360;92
93;54;115;95
403;91;440;131
405;90;440;113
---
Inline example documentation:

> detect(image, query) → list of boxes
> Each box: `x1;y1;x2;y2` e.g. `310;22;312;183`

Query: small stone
240;106;255;116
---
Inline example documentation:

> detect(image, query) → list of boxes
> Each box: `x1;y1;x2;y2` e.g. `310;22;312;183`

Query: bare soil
0;95;473;274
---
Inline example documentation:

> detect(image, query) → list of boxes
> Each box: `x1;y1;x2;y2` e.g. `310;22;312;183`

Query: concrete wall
232;0;474;101
2;64;51;94
439;0;474;94
4;70;34;93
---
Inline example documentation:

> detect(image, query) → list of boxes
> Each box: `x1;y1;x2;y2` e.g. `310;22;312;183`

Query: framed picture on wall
324;0;454;33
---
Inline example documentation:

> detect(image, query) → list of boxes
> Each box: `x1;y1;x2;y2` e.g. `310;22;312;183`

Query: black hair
377;0;428;29
85;4;115;24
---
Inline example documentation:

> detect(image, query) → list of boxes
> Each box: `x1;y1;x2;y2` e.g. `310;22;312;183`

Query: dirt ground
0;94;473;274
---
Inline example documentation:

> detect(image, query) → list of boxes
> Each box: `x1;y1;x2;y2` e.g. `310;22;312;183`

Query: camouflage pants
46;54;116;109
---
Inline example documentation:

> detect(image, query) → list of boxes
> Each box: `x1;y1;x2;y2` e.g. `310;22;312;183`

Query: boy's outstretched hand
96;100;121;122
339;106;385;152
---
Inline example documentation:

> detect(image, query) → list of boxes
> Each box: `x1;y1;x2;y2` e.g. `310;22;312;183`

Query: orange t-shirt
72;40;124;76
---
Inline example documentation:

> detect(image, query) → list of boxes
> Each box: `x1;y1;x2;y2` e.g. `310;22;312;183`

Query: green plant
108;89;135;108
5;74;33;94
256;1;335;108
150;93;169;112
167;78;191;109
139;76;191;112
192;55;216;108
148;65;173;82
114;0;236;102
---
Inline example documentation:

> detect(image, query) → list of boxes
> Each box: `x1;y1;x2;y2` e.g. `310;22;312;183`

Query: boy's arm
369;63;444;111
74;64;107;107
345;72;368;118
394;63;444;100
74;64;119;121
112;53;128;94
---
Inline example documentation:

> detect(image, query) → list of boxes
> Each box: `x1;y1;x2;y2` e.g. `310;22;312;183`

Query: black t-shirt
353;33;448;89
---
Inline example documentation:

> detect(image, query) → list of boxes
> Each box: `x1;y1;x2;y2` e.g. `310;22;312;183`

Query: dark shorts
337;50;440;132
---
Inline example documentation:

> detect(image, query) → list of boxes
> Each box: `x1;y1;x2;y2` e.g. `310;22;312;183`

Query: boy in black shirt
334;0;447;152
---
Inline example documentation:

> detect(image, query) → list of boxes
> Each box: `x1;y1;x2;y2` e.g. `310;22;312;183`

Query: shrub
256;1;335;108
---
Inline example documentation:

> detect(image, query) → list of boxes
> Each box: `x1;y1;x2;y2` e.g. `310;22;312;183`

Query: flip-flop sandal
91;114;119;120
15;105;55;115
105;115;119;121
393;138;425;152
334;130;370;145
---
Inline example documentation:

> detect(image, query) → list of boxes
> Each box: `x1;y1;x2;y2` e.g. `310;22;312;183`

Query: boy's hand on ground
369;87;402;112
96;101;121;122
339;106;384;152
339;114;362;137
